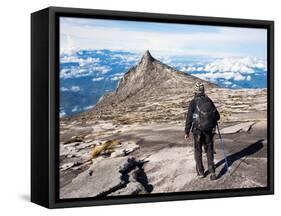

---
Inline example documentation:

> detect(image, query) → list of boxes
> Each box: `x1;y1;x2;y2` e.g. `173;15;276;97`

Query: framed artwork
31;6;274;208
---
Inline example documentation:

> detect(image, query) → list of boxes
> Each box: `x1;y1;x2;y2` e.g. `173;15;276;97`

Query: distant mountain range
60;49;267;117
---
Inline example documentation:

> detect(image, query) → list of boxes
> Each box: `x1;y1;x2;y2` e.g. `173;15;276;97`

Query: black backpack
194;96;218;131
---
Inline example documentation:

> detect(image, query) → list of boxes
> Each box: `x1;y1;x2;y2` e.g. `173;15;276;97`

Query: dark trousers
193;129;215;174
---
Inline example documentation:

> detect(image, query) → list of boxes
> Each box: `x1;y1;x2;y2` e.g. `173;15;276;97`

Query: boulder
60;162;75;171
220;122;255;134
60;157;128;199
111;141;139;158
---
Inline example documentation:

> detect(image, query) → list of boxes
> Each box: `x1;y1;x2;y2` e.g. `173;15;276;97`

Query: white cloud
92;65;111;74
255;62;266;70
60;55;100;66
71;86;80;92
111;76;121;81
180;56;266;74
197;66;204;71
72;106;79;112
83;105;95;110
233;73;246;81
60;86;80;92
60;110;66;118
96;50;103;54
111;53;139;63
60;87;68;92
60;62;111;79
185;66;197;72
92;77;104;82
204;57;266;74
113;72;125;76
194;71;246;82
79;57;100;66
223;81;233;86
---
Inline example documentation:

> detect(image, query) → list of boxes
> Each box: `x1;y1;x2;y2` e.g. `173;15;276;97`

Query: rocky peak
140;50;154;64
93;51;217;110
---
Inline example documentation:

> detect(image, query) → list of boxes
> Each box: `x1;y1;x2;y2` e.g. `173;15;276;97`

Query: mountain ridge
93;50;217;111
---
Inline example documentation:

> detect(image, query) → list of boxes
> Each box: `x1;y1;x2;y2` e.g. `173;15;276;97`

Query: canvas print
59;17;267;199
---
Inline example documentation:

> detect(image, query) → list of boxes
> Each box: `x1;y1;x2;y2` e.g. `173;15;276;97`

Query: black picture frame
31;6;274;209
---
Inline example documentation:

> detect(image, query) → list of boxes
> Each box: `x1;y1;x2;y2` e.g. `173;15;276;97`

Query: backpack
194;96;218;131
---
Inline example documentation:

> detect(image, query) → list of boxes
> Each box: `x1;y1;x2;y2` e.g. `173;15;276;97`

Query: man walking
185;82;220;180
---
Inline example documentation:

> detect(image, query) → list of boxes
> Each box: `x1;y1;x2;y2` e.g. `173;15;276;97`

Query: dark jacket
185;94;220;134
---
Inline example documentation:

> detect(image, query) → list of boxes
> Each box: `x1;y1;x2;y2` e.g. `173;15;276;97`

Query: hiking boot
210;172;216;181
197;171;205;178
196;166;205;178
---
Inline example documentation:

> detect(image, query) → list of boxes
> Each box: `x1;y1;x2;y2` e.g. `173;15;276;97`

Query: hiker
184;81;220;180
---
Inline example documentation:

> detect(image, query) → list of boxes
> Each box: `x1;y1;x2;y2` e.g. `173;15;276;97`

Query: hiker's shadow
215;139;264;179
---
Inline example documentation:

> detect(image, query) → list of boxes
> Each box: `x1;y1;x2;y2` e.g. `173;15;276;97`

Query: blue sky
60;17;267;58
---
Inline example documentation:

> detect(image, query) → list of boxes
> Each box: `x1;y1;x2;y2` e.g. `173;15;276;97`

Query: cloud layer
60;17;267;58
180;56;266;85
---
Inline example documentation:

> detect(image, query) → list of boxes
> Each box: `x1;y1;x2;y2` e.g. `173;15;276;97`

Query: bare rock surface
143;147;196;193
61;157;128;198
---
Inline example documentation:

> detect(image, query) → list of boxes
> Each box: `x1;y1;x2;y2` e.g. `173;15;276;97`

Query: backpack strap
196;99;217;115
196;104;208;115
